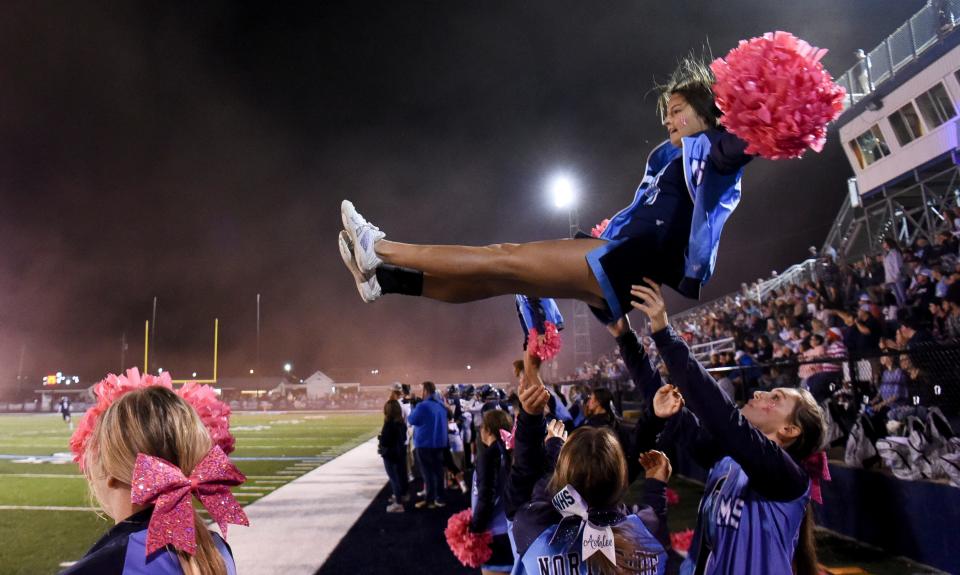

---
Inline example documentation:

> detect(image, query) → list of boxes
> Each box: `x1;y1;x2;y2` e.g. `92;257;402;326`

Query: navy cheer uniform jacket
586;130;750;322
505;408;669;575
471;438;514;569
61;507;237;575
617;328;810;575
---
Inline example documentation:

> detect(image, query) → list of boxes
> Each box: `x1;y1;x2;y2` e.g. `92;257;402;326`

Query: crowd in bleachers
557;219;960;488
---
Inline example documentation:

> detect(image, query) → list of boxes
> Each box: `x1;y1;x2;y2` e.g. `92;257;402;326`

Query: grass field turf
0;411;381;575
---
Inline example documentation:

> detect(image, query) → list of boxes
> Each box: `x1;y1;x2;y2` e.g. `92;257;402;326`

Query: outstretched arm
610;310;723;469
505;352;551;518
608;317;662;405
634;450;672;548
631;280;808;501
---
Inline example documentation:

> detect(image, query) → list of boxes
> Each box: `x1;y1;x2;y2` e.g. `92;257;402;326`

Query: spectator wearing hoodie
407;380;450;508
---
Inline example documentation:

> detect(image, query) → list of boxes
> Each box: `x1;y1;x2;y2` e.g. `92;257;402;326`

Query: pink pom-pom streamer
670;528;695;553
444;509;493;568
70;369;236;468
178;381;236;455
710;31;846;160
70;368;173;467
666;487;680;507
590;219;610;238
527;321;562;361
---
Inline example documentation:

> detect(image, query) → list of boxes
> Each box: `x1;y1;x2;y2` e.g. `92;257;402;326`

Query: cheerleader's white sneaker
338;231;381;303
341;200;385;274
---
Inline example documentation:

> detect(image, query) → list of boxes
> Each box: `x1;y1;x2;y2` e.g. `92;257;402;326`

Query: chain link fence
703;342;960;416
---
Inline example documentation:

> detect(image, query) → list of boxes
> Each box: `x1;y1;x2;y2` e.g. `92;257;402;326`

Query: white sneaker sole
341;199;384;274
338;231;381;303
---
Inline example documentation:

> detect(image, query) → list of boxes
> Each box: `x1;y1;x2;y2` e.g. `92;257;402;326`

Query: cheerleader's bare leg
379;239;608;308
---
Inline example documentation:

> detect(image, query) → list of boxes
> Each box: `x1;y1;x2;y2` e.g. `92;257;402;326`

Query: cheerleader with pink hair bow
64;371;248;575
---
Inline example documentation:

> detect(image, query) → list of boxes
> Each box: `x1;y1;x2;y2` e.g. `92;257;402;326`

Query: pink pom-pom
177;382;236;455
590;219;610;238
710;31;846;160
670;528;695;553
444;509;493;568
666;487;680;507
70;368;173;467
70;369;236;467
526;321;562;361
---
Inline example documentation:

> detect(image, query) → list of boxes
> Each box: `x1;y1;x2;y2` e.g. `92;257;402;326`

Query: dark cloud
0;1;926;388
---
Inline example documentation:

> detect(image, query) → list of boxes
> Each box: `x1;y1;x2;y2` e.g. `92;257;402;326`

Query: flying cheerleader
338;33;845;324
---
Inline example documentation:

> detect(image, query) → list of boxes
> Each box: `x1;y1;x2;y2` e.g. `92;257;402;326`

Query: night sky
0;1;926;390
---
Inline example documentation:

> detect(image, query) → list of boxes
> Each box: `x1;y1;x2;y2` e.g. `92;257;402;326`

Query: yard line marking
0;505;98;512
0;473;83;478
244;476;291;480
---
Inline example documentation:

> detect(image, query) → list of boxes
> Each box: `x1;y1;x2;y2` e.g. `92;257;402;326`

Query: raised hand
519;378;550;416
545;419;568;443
638;450;672;483
629;278;668;333
652;384;684;419
522;345;542;387
605;316;632;338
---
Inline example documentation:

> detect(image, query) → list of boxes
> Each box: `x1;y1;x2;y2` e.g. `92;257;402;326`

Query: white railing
835;0;959;110
754;258;818;302
689;337;736;363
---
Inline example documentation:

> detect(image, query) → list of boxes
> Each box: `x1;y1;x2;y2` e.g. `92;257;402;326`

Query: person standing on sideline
379;399;409;513
59;396;73;430
407;380;449;508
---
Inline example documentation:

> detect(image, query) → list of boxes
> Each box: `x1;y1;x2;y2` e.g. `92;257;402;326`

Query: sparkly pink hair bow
801;451;831;505
131;445;249;556
499;420;517;450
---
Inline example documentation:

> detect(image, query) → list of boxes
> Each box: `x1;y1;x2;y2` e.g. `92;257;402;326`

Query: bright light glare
283;363;293;373
549;174;577;209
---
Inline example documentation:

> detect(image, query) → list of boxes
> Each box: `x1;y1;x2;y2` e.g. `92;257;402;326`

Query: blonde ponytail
86;386;228;575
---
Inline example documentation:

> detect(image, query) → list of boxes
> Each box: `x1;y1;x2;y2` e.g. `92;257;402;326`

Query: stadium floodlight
466;365;472;370
549;174;577;209
192;372;198;378
283;363;293;373
249;369;255;374
158;368;163;374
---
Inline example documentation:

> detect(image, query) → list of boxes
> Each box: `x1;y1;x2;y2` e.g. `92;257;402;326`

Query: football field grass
0;411;381;575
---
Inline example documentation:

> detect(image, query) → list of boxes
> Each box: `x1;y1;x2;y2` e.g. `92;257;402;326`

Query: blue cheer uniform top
629;326;812;575
62;507;237;575
585;130;750;322
515;514;666;575
683;456;808;575
504;409;672;575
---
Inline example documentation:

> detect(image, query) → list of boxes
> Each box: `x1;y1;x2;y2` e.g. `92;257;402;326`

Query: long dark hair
786;388;828;575
657;54;722;128
383;399;403;423
547;427;640;575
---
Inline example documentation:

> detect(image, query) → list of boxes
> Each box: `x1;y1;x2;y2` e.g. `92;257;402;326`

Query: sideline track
224;437;386;575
